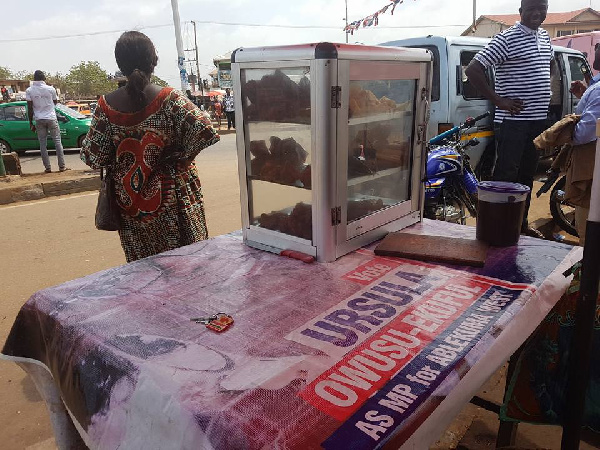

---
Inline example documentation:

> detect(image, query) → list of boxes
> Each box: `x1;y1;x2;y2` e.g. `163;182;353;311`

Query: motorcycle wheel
550;176;578;237
424;192;468;225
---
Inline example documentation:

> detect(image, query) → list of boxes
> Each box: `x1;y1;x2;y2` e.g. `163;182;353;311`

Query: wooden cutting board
374;231;489;267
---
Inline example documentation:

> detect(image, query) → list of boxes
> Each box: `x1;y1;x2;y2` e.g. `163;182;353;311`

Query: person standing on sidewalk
1;86;9;103
223;88;235;130
26;70;68;173
465;0;552;238
213;98;223;130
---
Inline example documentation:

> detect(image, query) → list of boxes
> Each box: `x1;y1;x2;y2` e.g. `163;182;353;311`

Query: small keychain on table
190;313;234;332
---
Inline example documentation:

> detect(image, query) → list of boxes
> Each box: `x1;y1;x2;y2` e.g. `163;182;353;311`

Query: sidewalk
0;126;234;206
0;170;100;205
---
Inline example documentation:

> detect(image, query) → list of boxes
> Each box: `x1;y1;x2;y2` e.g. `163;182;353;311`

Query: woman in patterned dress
81;31;220;262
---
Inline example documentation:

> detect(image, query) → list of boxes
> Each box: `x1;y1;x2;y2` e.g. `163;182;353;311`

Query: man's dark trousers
225;111;235;130
493;119;548;228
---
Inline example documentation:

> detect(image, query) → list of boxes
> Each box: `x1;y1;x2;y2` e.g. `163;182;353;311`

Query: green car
0;101;91;155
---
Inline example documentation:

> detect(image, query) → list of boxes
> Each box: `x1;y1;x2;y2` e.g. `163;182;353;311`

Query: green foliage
14;71;33;81
65;61;113;98
0;66;13;79
47;73;68;95
151;74;169;87
1;62;169;98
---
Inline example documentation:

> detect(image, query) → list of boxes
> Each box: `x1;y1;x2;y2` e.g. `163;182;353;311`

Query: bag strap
97;104;116;183
100;166;114;181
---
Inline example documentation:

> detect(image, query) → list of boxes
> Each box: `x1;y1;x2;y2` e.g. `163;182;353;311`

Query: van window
460;51;490;99
549;59;563;123
0;108;5;121
568;55;587;82
405;45;440;101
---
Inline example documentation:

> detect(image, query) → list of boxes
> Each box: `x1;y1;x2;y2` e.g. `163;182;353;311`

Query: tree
14;71;33;81
47;73;68;97
66;61;113;98
151;74;169;87
0;66;13;79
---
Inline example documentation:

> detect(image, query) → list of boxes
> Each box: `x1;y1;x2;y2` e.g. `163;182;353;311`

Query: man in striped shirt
465;0;552;237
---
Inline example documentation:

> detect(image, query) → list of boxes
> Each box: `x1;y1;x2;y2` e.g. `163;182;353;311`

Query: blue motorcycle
424;112;490;224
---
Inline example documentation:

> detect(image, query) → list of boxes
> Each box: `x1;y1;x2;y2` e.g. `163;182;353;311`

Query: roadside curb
0;173;100;205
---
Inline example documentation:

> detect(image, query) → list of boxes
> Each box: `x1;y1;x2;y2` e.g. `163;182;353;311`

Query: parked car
65;101;92;117
0;101;91;155
380;36;591;174
10;92;27;101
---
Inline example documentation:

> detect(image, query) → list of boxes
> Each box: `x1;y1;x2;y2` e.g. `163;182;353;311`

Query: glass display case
232;43;432;262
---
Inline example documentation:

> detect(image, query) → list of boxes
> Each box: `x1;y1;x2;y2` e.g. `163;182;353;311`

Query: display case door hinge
417;124;426;144
331;86;341;108
331;206;341;225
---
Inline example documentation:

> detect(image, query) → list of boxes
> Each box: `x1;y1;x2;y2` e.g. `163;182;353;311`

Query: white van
552;31;600;75
380;36;591;174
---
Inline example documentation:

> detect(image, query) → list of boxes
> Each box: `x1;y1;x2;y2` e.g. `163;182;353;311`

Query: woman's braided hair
114;31;158;108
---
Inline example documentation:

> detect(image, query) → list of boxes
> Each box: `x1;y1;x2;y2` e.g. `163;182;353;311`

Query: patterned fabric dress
501;265;600;432
81;88;220;262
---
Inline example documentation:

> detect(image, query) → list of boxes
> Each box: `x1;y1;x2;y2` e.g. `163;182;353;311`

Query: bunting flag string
344;0;409;35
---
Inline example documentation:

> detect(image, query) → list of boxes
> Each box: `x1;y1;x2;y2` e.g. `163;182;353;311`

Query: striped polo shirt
474;22;554;122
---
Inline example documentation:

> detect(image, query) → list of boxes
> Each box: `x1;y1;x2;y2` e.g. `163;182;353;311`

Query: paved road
0;134;242;449
17;148;87;173
17;130;239;174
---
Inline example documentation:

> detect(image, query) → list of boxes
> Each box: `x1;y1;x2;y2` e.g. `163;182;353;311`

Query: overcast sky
2;0;599;90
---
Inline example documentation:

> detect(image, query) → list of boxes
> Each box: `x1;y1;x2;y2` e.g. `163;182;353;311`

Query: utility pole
472;0;477;33
345;0;349;44
191;21;204;105
170;0;189;92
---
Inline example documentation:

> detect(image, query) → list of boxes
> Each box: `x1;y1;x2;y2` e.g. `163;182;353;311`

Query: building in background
213;51;233;90
208;69;219;88
0;79;31;101
463;8;600;38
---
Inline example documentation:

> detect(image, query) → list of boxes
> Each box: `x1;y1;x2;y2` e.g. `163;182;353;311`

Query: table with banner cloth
1;219;582;450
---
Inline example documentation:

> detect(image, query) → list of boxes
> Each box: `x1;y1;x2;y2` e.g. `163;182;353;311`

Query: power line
0;23;173;43
0;21;468;43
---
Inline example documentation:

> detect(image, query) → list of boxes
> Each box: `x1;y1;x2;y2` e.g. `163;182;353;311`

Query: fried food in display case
242;69;310;123
258;202;312;240
348;84;411;118
234;42;431;261
250;137;311;188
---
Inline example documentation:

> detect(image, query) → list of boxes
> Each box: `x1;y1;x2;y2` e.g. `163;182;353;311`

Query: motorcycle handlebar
463;111;491;129
429;126;460;145
473;111;491;122
429;111;490;145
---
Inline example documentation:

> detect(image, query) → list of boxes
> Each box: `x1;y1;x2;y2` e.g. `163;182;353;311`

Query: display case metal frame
232;43;432;262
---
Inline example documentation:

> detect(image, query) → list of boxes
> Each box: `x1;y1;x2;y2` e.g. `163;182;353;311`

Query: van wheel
77;135;85;148
0;139;11;154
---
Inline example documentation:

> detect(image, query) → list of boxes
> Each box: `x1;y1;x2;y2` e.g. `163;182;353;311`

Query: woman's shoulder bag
95;167;121;231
